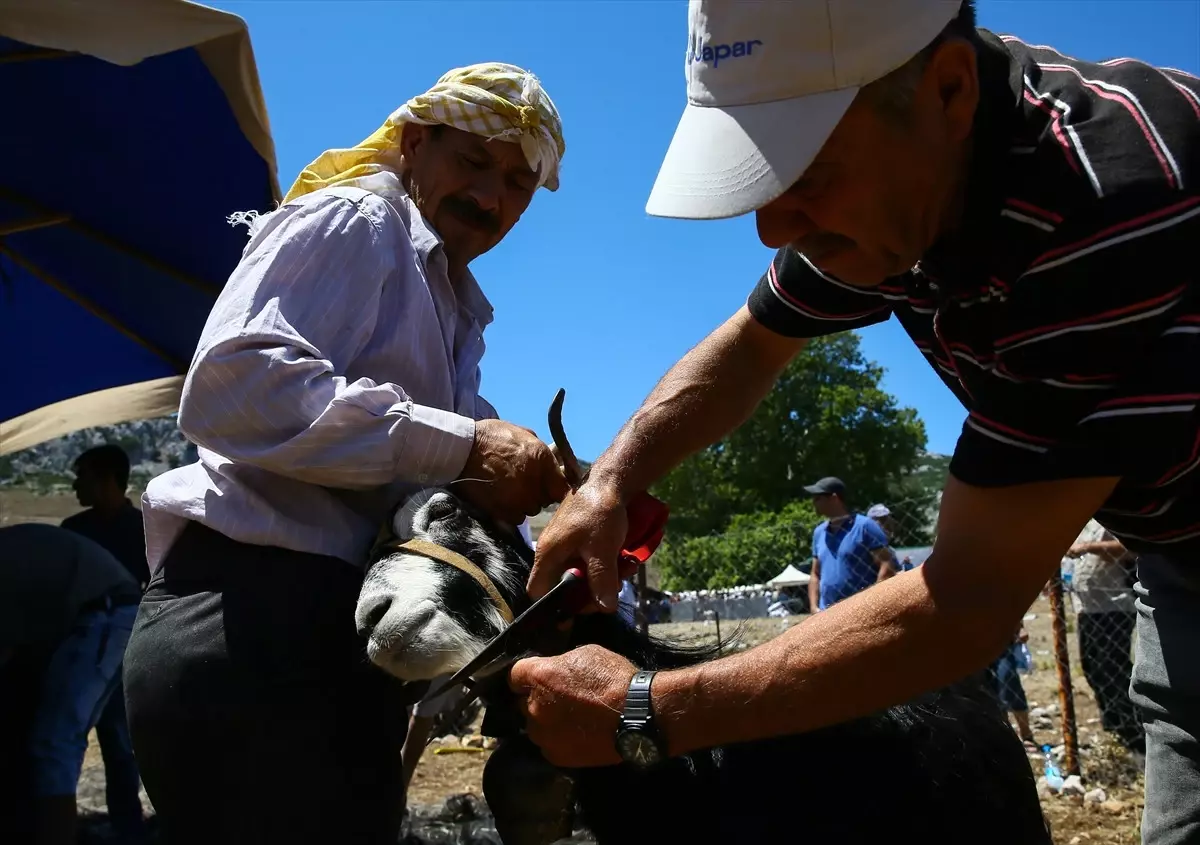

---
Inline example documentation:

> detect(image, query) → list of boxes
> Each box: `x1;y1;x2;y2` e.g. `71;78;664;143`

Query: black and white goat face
355;489;532;682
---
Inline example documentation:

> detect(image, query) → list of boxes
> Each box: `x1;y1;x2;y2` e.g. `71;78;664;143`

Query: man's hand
456;420;570;526
509;644;637;767
529;483;629;608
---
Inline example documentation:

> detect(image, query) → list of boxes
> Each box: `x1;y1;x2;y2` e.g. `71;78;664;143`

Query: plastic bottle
1042;744;1064;791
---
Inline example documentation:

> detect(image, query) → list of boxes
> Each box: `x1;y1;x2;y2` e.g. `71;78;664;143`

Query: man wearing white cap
124;63;569;844
521;4;1200;841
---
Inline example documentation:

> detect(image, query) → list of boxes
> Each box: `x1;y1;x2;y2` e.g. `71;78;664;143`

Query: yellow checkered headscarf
283;62;565;204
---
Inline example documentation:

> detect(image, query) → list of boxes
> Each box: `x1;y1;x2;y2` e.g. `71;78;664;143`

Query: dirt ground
9;489;1142;842
1;487;89;525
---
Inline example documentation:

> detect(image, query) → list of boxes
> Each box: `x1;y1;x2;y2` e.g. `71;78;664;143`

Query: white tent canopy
767;563;811;588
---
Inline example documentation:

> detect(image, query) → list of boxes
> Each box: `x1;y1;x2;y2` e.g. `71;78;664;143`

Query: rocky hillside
1;416;193;492
0;418;593;501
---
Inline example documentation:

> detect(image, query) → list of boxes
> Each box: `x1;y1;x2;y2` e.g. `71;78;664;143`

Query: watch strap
622;670;656;725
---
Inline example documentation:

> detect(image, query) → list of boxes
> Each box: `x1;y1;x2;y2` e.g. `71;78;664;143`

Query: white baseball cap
867;504;891;519
646;0;966;220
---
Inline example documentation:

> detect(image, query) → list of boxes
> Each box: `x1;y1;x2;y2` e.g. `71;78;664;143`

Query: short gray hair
859;1;978;121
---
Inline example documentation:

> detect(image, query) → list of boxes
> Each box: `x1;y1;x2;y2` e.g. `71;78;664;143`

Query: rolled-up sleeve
178;192;475;490
747;247;893;339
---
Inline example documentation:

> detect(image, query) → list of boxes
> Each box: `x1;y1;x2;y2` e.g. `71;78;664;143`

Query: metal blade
423;568;586;700
427;628;517;700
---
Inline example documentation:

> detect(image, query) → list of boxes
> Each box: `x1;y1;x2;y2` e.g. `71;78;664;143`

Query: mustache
792;232;857;261
441;195;500;234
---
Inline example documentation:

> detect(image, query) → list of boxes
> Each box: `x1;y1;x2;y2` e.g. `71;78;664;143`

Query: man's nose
756;203;815;250
465;176;503;214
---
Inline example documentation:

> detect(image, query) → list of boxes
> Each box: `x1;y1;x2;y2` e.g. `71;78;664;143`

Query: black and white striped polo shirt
748;29;1200;557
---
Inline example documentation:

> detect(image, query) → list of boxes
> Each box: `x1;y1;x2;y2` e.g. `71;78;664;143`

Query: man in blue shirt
805;478;895;611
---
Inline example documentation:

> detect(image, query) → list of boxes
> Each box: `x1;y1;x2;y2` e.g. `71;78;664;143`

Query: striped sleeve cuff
396;403;477;486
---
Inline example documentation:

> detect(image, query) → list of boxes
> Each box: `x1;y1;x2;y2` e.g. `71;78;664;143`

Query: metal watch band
623;670;656;724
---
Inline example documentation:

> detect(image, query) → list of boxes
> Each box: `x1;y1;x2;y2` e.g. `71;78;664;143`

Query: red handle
618;491;670;579
547;493;669;617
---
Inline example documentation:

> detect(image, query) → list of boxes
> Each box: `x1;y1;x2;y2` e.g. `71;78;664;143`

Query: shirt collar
357;171;496;329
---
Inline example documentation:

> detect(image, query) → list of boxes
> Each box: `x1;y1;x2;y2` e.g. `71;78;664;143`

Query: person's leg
94;670;148;840
402;713;438;792
1098;610;1145;752
123;562;238;845
28;606;130;845
124;523;412;845
1129;554;1200;845
993;649;1035;746
0;652;44;843
1078;612;1107;707
403;677;468;795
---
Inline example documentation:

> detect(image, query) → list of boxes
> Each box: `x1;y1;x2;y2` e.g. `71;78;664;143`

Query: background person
1067;519;1144;754
987;624;1038;751
805;477;897;613
62;444;149;843
0;524;140;845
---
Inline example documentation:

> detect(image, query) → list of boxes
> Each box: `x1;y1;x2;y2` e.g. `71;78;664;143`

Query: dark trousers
95;672;147;836
1078;610;1144;753
123;522;413;845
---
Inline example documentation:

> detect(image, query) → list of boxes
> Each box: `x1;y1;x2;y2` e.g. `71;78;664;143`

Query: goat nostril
360;597;391;635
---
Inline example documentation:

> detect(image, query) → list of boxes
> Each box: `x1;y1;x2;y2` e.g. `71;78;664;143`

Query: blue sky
210;0;1200;461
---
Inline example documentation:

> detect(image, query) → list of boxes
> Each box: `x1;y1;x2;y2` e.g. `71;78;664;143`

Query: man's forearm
589;308;805;499
652;569;1017;756
808;575;820;612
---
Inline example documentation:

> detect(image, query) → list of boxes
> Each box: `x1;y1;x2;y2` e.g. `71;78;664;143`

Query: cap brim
645;87;859;221
802;485;826;495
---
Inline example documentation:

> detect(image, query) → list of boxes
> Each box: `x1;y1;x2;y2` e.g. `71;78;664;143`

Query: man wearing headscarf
123;63;568;845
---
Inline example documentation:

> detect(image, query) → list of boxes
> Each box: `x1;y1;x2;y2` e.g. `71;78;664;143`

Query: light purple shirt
143;176;496;572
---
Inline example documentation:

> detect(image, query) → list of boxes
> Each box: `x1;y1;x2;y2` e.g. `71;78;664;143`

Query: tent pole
0;245;186;371
0;49;76;65
0;187;222;295
0;214;70;237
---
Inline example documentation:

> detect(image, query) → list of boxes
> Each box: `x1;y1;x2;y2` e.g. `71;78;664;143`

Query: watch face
616;728;663;768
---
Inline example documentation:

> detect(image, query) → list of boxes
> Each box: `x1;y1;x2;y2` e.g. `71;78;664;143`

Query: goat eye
424;497;457;522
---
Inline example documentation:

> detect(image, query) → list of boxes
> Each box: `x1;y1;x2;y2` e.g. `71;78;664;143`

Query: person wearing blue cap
802;477;896;612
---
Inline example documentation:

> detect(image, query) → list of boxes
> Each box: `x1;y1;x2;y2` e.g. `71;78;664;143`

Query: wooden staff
1047;574;1081;777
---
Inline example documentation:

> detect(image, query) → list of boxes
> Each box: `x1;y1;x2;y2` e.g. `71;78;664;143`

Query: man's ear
400;123;432;160
925;37;980;143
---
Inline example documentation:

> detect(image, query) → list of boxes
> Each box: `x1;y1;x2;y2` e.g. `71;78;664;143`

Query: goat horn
548;388;585;489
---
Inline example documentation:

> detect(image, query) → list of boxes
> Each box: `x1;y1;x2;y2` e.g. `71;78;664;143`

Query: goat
356;488;1051;845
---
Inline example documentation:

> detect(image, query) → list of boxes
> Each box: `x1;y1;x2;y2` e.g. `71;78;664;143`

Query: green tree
656;500;820;591
651;332;928;542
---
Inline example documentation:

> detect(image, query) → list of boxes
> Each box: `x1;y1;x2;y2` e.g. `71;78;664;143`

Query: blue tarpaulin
0;0;279;453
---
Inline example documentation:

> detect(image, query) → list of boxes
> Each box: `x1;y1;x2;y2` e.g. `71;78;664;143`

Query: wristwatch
614;670;667;768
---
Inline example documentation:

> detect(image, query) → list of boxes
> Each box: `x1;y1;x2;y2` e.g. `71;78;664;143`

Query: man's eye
788;165;833;200
459;154;487;170
508;176;535;194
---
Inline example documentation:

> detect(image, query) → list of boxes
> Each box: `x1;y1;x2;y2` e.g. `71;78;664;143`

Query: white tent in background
767;564;811;588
